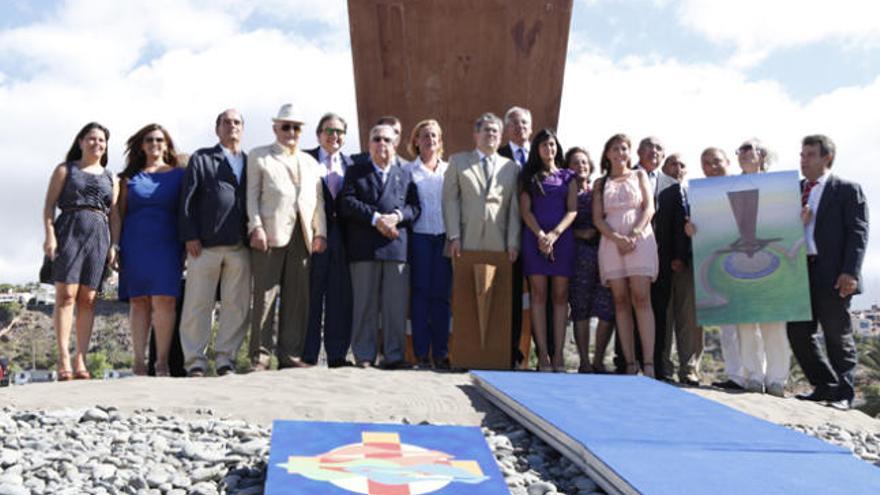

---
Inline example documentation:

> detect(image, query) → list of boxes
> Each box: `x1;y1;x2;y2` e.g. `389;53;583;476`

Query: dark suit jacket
179;144;248;247
339;161;420;263
656;183;692;268
304;147;353;229
498;143;527;166
808;174;869;295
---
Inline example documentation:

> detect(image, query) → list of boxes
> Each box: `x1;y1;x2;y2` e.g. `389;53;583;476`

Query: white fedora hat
272;103;305;125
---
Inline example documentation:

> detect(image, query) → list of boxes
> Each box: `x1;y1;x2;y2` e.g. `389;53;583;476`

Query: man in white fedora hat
246;103;327;371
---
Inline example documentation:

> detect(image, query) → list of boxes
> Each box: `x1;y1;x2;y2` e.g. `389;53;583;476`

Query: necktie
801;180;818;207
481;155;491;182
516;148;526;166
327;155;341;198
681;187;690;217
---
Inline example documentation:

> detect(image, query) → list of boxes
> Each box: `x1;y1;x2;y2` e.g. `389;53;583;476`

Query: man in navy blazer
788;134;868;409
178;109;251;377
303;112;355;367
340;124;420;368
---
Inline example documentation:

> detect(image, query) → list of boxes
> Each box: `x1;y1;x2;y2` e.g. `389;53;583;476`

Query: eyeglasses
143;136;165;144
323;127;345;136
221;118;242;126
280;123;302;132
736;143;755;155
372;136;393;144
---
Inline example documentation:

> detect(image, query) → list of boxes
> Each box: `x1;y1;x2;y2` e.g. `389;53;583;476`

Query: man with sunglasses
245;103;327;372
340;124;420;369
179;108;251;377
304;113;355;367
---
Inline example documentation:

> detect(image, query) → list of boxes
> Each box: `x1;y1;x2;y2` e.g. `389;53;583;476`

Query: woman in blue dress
42;122;119;380
118;124;184;376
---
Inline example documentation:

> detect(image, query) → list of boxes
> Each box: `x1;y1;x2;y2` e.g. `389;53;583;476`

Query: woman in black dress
42;122;120;380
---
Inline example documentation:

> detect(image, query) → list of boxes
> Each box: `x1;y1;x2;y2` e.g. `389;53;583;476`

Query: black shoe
328;358;353;368
356;360;373;369
827;399;852;411
381;360;413;370
795;389;832;402
712;379;745;391
414;357;433;370
679;377;700;387
434;357;452;371
187;367;206;378
216;365;235;376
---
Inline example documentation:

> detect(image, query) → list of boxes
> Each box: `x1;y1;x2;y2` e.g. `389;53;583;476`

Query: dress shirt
804;172;829;255
510;142;529;167
318;147;345;197
476;150;496;179
406;157;448;235
637;163;658;194
221;144;244;184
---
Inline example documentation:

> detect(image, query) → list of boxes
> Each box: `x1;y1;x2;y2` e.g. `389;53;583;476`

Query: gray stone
81;408;110;422
0;475;22;486
573;476;598;492
188;481;219;495
527;480;557;495
0;450;20;468
0;483;28;495
92;464;116;480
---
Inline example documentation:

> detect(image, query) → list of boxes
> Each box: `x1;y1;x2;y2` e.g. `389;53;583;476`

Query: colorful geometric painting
688;170;812;325
265;421;508;495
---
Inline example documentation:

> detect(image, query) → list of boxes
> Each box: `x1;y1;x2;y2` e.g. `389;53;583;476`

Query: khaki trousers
249;229;310;367
180;244;251;372
662;265;704;379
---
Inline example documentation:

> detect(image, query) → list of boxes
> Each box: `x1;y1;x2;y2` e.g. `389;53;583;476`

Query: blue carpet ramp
265;420;509;494
472;371;880;495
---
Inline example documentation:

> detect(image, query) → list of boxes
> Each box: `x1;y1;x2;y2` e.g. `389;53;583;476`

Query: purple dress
568;186;614;322
522;168;575;277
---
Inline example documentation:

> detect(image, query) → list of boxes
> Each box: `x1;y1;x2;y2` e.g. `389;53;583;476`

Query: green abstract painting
688;170;812;325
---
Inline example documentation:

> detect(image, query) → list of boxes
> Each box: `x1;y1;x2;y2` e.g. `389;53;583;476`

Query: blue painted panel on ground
266;420;509;495
472;371;880;494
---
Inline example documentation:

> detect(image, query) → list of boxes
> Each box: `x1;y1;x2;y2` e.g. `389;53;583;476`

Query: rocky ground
0;404;877;495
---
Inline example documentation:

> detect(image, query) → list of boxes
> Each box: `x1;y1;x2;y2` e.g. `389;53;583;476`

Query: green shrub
86;351;112;379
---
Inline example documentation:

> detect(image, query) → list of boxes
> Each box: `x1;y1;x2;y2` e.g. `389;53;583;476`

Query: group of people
42;104;867;410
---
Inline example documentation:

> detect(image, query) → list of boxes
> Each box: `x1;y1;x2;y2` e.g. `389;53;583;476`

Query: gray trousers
249;228;310;367
349;260;409;364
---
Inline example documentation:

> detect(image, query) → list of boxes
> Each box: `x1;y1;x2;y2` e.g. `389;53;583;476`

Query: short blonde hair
407;119;444;160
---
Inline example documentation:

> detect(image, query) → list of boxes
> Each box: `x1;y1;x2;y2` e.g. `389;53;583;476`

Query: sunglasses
143;136;165;144
323;127;345;136
280;123;302;132
372;136;393;144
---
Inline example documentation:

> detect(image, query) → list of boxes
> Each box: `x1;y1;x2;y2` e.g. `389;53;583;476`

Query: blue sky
1;0;879;304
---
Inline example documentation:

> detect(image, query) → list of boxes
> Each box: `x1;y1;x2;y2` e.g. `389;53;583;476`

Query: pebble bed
0;406;876;495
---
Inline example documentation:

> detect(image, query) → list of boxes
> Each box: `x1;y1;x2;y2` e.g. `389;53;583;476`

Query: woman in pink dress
593;134;659;377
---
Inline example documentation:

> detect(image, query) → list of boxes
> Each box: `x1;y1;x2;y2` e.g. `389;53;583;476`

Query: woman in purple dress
118;124;184;376
565;147;614;373
519;129;578;372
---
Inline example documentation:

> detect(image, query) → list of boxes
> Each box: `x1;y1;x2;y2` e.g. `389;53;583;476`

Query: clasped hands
375;213;400;240
537;230;558;261
612;227;641;255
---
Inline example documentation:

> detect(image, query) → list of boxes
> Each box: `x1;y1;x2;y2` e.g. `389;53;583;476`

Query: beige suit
246;143;326;250
246;142;326;367
443;150;521;252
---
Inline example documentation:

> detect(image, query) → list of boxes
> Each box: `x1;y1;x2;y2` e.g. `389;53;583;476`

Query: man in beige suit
247;103;327;370
443;112;520;260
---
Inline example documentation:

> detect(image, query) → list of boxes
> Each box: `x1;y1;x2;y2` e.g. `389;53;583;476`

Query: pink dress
597;172;659;284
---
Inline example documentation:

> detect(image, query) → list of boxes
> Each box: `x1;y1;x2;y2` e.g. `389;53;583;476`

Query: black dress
52;162;113;289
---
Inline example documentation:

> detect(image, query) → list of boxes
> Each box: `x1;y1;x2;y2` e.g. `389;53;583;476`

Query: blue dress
119;168;185;299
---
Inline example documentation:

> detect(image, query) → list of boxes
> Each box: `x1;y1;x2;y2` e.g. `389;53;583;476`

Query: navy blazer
179;144;248;247
339;161;420;263
807;174;869;295
304;147;353;228
656;183;692;267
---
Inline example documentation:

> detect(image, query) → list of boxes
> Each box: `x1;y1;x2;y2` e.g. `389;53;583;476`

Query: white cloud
675;0;880;67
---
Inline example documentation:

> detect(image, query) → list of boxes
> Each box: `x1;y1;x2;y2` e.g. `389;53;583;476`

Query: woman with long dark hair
42;122;120;380
519;128;578;371
117;123;184;376
593;134;658;377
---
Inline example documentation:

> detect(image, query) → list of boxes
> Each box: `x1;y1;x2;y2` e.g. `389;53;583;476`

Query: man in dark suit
351;116;402;165
655;154;702;385
340;124;421;369
498;106;538;367
304;113;355;367
787;134;868;410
